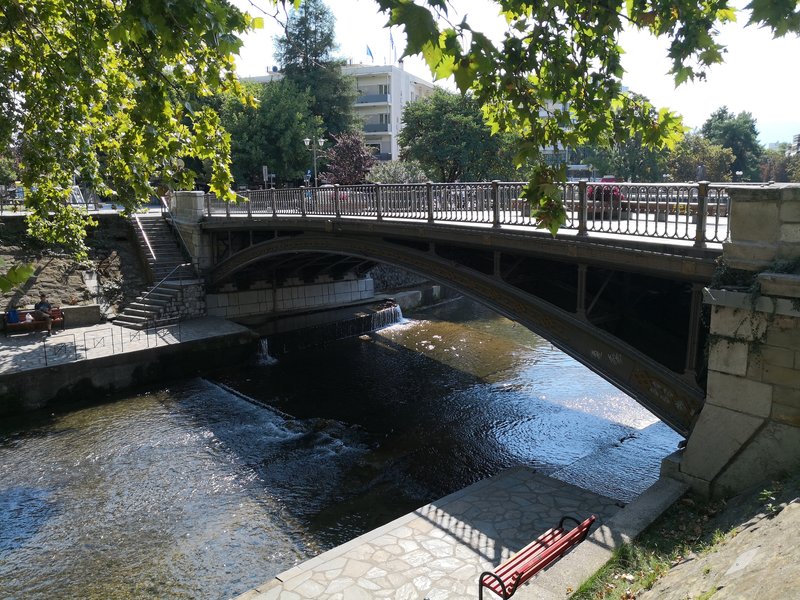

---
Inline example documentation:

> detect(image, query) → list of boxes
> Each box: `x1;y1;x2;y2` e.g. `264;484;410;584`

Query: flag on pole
390;31;395;50
366;45;374;62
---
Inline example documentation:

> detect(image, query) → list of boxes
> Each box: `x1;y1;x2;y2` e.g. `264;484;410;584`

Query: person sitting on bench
33;293;53;335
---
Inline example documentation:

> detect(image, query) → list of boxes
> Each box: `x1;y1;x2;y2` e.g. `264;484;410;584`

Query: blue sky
233;0;800;145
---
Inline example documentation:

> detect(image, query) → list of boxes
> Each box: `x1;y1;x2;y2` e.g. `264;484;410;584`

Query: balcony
364;123;390;133
357;93;390;104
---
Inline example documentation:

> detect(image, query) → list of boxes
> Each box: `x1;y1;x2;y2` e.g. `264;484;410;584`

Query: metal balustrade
11;322;183;368
204;180;733;247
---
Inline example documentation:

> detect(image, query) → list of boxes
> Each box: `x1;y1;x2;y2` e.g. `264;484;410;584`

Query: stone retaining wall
679;183;800;497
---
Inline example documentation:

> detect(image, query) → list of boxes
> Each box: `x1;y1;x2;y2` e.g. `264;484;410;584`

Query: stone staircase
114;214;200;330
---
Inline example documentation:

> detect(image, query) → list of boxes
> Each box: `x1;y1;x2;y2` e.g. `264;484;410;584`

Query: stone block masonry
679;183;800;498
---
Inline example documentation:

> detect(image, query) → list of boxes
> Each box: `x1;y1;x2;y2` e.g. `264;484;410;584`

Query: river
0;298;681;599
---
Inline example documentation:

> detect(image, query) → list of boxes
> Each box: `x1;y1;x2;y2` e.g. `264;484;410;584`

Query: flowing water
0;298;681;599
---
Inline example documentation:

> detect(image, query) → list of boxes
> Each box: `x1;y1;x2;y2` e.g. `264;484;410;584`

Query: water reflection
0;298;681;599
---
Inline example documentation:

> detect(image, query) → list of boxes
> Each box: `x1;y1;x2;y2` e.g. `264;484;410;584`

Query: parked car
586;177;624;218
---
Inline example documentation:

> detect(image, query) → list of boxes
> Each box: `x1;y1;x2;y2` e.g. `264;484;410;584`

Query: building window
379;84;390;95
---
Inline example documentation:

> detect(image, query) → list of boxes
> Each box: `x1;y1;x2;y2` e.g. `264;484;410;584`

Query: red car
586;177;624;218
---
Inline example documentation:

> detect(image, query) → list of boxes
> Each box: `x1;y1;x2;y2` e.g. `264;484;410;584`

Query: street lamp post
303;136;325;187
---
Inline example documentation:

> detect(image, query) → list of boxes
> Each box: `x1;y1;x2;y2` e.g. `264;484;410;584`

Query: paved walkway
237;467;687;600
0;317;252;374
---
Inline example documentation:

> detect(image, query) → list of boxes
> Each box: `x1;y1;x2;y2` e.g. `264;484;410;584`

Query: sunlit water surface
0;299;681;599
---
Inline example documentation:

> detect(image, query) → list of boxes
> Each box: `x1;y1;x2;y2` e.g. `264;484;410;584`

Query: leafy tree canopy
274;0;357;135
321;132;376;184
664;133;735;182
760;144;800;183
220;81;314;187
789;155;800;183
583;94;668;182
1;0;254;257
399;88;513;182
701;106;763;180
369;159;429;184
0;155;17;187
375;0;800;228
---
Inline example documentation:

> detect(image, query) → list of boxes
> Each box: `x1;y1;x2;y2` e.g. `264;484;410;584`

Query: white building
242;63;435;161
344;63;435;160
790;133;800;156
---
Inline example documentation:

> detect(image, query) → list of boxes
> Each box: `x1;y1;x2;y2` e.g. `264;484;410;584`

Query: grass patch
570;495;727;600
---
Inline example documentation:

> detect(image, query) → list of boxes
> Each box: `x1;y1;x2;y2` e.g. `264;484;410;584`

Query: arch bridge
174;181;730;437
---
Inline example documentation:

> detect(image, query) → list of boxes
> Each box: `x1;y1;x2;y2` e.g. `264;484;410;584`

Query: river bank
0;297;682;599
574;472;800;599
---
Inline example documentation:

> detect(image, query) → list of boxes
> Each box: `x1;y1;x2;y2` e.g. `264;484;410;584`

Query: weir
258;298;404;355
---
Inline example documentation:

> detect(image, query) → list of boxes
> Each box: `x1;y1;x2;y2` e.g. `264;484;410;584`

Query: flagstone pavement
237;466;687;600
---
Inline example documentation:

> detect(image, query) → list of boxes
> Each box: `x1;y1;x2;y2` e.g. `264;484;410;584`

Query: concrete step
137;290;177;301
148;259;186;268
124;308;159;319
128;301;169;313
113;316;151;329
160;279;203;290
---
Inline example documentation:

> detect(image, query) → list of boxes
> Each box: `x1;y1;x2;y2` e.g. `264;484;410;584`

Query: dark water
0;299;681;599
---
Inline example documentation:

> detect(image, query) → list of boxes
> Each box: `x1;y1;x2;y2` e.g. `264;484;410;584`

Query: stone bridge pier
677;184;800;497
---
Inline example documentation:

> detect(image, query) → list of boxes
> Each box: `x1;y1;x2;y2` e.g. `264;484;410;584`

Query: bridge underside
206;222;719;436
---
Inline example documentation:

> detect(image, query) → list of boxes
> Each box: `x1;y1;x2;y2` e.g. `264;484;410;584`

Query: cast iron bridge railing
203;180;732;248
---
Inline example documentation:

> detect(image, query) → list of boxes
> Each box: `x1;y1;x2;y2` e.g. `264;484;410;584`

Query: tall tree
399;89;515;182
321;132;376;184
788;154;800;183
1;0;254;256
220;81;314;187
0;155;17;188
759;144;791;182
583;95;668;181
701;107;763;180
274;0;357;135
664;133;735;182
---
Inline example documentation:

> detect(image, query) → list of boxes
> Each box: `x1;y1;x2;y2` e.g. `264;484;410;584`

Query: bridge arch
210;233;704;435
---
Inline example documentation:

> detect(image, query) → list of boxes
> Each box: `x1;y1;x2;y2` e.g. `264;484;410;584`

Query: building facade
343;63;435;160
242;64;435;161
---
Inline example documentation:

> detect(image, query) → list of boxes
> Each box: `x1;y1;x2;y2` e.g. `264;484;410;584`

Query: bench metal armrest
479;570;513;600
558;515;581;530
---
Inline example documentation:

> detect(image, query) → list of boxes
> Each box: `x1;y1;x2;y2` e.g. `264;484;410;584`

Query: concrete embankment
0;284;450;416
0;317;259;416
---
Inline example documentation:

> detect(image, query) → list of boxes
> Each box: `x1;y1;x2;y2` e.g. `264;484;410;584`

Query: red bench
3;307;65;336
478;514;596;599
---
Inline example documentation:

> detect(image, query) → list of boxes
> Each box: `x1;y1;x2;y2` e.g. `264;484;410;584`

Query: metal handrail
133;213;157;261
27;322;184;367
159;195;195;265
202;180;736;247
138;262;193;305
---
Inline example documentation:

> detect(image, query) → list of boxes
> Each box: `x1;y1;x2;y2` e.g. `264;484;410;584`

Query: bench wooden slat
479;514;596;599
3;308;65;336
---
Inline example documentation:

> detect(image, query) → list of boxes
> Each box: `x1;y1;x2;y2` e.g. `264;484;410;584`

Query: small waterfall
260;300;405;355
257;338;278;365
371;301;404;330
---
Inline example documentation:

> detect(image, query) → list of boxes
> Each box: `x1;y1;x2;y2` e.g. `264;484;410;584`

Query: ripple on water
1;298;683;598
